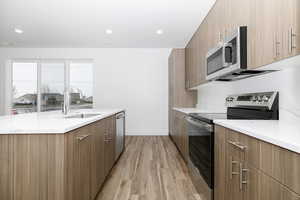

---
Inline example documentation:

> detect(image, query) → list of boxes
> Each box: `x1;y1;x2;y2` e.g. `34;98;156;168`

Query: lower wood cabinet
104;116;116;176
215;125;300;200
170;110;189;162
66;129;92;200
0;116;118;200
91;121;105;199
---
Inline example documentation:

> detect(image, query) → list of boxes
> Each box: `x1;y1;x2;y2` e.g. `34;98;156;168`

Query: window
12;62;38;115
10;60;93;115
70;62;93;109
41;63;65;112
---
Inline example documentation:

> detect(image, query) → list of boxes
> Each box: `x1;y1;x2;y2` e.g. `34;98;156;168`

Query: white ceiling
0;0;215;48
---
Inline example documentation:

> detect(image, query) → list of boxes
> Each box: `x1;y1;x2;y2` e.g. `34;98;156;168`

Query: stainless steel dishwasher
115;112;125;161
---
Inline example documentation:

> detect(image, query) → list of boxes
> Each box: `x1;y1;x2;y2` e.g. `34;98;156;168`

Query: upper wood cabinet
185;0;300;88
282;0;300;59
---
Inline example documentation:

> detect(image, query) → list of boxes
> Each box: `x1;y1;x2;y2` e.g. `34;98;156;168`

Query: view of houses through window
12;62;38;115
12;60;93;115
70;63;93;110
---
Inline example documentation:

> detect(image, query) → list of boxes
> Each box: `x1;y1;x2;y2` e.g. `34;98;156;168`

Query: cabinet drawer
226;129;260;169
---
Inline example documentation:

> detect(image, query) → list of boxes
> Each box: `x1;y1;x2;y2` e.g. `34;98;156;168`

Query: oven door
186;116;214;189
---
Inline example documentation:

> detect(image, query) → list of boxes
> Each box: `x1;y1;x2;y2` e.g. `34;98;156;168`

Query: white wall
196;55;300;122
0;48;171;135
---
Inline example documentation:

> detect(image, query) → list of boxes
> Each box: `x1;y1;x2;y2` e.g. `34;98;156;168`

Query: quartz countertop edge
173;107;220;115
0;109;125;134
214;119;300;154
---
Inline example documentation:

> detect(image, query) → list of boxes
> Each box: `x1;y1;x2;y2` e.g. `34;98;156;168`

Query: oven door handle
185;117;213;132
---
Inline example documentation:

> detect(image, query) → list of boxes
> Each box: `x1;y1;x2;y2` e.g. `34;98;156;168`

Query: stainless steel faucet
62;91;69;115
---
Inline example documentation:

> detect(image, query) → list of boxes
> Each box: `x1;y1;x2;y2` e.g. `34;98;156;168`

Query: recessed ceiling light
105;29;113;35
156;29;164;35
14;28;23;34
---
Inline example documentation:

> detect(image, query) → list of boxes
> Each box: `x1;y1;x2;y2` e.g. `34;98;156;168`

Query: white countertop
0;109;124;134
214;119;300;154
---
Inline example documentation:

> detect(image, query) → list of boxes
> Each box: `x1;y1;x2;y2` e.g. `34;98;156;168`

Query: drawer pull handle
228;140;246;151
230;156;239;179
76;135;90;141
239;163;249;191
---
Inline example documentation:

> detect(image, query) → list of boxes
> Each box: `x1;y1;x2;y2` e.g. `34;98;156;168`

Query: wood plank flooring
96;136;201;200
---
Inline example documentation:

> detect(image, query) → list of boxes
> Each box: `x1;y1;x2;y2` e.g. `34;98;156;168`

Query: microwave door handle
223;43;233;67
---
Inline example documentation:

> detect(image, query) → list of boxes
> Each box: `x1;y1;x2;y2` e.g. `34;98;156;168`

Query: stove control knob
226;97;234;102
262;95;269;102
252;96;258;102
258;96;263;102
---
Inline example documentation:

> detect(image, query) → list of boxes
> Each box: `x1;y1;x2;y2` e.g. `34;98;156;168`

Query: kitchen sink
64;113;102;119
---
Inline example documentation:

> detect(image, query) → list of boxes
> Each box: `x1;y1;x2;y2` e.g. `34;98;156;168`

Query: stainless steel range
186;91;279;200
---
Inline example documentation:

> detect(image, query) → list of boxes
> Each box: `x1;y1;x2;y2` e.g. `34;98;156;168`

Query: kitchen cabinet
172;110;189;162
104;116;116;176
168;48;196;151
214;126;226;200
67;129;92;200
91;122;105;198
253;0;282;68
185;35;200;88
0;115;119;200
215;125;300;200
282;0;300;59
185;0;300;87
0;135;12;200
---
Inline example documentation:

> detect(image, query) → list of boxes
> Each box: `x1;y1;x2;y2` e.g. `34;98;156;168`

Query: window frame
7;59;93;115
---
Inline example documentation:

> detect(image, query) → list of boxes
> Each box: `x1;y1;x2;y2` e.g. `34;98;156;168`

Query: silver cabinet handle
186;80;190;89
289;27;297;54
228;140;246;151
273;33;280;59
239;163;248;191
76;135;90;141
230;156;239;179
275;34;280;57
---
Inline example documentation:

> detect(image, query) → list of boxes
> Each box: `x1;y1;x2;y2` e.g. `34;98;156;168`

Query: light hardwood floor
96;136;201;200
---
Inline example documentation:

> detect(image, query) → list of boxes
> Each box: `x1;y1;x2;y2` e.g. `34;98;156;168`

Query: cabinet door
185;42;192;89
258;169;300;200
73;130;92;200
180;115;189;162
225;130;243;200
282;0;300;58
254;0;282;68
214;126;226;200
168;53;174;135
243;164;260;200
91;122;105;198
0;135;12;200
104;116;116;176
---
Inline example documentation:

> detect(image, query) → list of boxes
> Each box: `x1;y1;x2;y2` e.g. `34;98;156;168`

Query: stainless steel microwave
206;26;248;81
